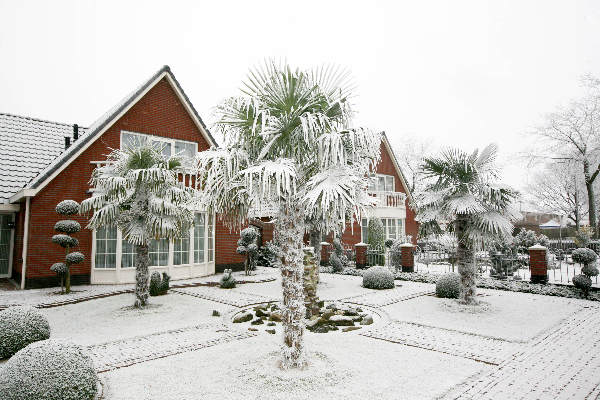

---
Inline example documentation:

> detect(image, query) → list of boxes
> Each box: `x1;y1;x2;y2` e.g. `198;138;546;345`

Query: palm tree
81;141;195;308
196;61;379;368
418;144;518;304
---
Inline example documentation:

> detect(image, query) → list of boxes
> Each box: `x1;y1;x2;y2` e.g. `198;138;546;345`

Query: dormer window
121;131;197;162
368;174;395;192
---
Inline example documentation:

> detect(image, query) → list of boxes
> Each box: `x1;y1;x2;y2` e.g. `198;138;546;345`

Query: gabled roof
380;132;415;206
0;113;87;204
9;65;217;203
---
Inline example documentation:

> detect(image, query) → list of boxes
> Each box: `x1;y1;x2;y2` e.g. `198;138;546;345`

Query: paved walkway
442;305;600;399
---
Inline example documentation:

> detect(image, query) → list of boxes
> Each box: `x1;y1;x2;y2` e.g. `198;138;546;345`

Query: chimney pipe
73;124;79;140
65;137;71;150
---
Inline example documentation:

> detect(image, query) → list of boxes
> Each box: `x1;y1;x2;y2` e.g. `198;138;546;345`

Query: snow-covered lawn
3;268;599;399
383;289;585;342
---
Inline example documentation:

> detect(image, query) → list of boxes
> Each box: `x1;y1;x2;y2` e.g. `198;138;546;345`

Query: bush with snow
573;274;592;297
436;273;460;298
0;339;98;400
571;248;597;266
389;240;404;268
55;200;80;216
149;272;170;296
329;238;348;273
65;251;84;264
51;234;79;248
236;226;259;275
53;220;81;234
0;306;50;359
362;266;395;289
220;269;236;288
50;262;67;274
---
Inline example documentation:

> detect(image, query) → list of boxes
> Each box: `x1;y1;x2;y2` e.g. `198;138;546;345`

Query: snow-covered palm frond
241;158;297;202
443;193;486;215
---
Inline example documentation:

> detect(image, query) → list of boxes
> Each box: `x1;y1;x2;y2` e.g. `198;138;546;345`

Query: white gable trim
381;134;415;206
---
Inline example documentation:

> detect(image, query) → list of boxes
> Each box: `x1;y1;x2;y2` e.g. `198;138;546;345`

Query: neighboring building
0;66;417;288
514;210;567;235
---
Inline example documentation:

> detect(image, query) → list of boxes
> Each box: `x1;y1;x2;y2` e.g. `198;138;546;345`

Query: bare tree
394;136;435;200
533;75;600;236
527;162;587;229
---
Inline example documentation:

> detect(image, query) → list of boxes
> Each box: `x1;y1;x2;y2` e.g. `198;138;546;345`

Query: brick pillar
529;244;548;284
400;243;415;272
320;242;331;265
355;243;367;268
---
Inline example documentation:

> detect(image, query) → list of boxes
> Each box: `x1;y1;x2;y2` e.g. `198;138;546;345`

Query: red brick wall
215;218;245;269
14;77;229;284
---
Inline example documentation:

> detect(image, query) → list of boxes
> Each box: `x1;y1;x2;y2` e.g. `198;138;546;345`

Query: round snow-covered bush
0;339;98;400
65;251;85;265
51;234;79;248
53;220;81;234
582;263;599;277
55;200;80;216
436;273;461;298
571;248;597;266
573;274;592;296
50;262;67;274
0;306;50;359
362;266;395;289
220;269;236;289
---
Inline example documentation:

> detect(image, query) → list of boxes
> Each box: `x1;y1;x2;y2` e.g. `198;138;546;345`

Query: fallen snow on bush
0;306;50;359
362;266;395;289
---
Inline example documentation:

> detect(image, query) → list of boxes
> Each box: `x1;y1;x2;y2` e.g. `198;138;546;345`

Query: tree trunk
308;229;321;282
455;215;477;304
65;246;71;294
134;243;150;308
584;160;598;237
276;201;307;369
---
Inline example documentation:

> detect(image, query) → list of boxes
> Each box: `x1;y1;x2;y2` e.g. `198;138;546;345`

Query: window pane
121;241;136;269
389;218;396;239
122;132;145;148
175;141;196;159
152;140;172;158
385;176;394;192
194;213;206;263
150;238;169;266
95;226;117;269
174;234;190;265
361;218;368;243
377;176;385;191
208;215;214;262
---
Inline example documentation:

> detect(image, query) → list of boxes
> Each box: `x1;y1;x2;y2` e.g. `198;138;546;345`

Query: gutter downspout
20;196;31;290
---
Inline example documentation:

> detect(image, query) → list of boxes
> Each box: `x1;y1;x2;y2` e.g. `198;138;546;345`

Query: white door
0;214;14;278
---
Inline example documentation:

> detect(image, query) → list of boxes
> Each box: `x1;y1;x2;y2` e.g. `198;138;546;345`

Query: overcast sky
1;0;599;192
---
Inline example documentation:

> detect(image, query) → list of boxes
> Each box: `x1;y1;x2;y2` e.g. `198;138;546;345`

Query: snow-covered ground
2;267;599;399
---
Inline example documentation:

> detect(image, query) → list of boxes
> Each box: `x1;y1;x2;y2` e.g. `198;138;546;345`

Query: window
173;232;190;265
208;214;214;262
121;131;197;162
150;238;169;267
361;218;405;242
95;226;117;268
121;240;137;269
368;174;394;192
194;213;206;263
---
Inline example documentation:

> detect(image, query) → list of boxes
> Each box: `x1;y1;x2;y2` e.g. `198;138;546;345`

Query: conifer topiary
50;200;84;294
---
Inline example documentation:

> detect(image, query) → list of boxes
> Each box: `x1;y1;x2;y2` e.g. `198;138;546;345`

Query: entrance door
0;214;13;278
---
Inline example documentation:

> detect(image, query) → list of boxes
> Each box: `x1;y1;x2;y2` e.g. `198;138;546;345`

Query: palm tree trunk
134;243;150;308
276;200;307;369
308;229;321;282
456;215;477;304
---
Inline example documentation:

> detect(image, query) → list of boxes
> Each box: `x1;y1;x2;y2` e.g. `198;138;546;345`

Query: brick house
0;66;417;289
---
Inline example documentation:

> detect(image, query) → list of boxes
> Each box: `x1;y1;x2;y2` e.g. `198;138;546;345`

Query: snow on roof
539;219;562;228
0;113;87;203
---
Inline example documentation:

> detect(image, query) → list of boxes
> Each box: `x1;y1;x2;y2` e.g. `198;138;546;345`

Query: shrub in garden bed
0;306;50;359
0;339;98;400
149;272;170;296
436;273;460;298
220;269;236;288
363;266;395;289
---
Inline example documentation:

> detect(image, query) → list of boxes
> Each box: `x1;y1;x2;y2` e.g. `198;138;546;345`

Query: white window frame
368;173;395;193
361;217;406;242
120;131;198;159
0;213;15;278
91;211;215;271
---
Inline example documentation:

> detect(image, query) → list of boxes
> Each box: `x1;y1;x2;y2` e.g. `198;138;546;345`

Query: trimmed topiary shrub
0;306;51;359
149;272;170;296
573;274;592;297
236;226;259;275
220;269;236;288
0;339;98;400
49;200;84;294
329;238;348;273
362;266;395;289
390;240;404;269
258;240;279;268
572;248;597;265
436;273;461;298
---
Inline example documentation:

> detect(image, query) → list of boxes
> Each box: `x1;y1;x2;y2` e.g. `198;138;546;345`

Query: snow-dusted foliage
55;200;79;216
329;238;348;272
80;142;196;308
149;272;170;296
237;227;259;275
362;266;395;289
389;240;404;268
53;220;81;234
197;61;380;368
573;274;593;297
258;240;280;268
220;269;236;289
0;306;50;359
51;234;78;248
436;273;461;298
571;248;598;266
0;339;97;400
418;144;519;304
65;251;84;265
513;229;549;251
367;218;385;248
50;262;67;274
